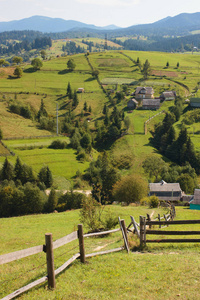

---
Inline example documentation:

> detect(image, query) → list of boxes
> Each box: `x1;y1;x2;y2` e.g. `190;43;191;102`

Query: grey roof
128;98;138;104
142;99;160;106
135;86;154;95
192;189;200;204
161;91;175;98
190;98;200;103
149;181;181;192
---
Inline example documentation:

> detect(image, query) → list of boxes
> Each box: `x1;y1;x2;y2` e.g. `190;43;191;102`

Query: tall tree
67;58;76;71
141;59;151;79
1;158;15;181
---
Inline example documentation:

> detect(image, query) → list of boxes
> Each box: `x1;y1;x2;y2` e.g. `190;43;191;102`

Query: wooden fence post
147;214;151;229
158;214;161;228
140;216;146;247
45;233;56;289
78;224;85;263
121;219;129;253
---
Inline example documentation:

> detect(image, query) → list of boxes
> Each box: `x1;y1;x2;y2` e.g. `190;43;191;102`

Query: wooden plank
0;245;44;265
119;218;129;253
146;220;200;226
130;216;140;238
53;231;78;249
146;230;200;235
121;219;129;253
146;239;200;243
83;228;120;238
1;276;48;300
85;247;124;258
55;253;80;275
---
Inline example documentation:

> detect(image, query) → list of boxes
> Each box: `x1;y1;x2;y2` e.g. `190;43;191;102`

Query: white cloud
76;0;140;7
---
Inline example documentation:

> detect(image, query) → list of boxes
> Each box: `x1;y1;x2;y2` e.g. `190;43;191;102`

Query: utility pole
56;103;58;136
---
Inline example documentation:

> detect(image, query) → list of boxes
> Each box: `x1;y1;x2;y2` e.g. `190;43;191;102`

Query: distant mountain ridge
0;16;120;33
0;13;200;36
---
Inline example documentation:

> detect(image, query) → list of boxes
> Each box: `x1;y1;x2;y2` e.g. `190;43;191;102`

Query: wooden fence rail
1;220;128;300
140;217;200;247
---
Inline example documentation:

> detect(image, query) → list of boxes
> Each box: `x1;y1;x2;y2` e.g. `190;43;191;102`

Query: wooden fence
140;218;200;247
0;219;129;300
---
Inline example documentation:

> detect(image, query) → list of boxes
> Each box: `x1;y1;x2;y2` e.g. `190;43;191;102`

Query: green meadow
1;206;200;299
0;50;200;184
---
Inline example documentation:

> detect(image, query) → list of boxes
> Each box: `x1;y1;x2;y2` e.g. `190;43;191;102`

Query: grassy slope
1;206;200;299
0;50;200;184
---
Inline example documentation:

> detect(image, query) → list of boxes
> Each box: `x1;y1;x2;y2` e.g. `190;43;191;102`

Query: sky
0;0;199;28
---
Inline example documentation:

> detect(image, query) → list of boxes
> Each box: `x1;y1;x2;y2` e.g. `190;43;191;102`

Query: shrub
149;195;160;208
57;191;86;211
49;139;68;149
113;174;148;205
80;197;118;232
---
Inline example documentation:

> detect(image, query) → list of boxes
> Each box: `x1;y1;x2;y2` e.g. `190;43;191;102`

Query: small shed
190;98;200;108
142;98;160;110
78;88;84;93
149;180;182;201
127;98;138;110
189;189;200;210
160;91;176;101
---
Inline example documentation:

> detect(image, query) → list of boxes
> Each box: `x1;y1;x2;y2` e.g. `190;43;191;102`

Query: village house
189;189;200;210
127;98;138;110
149;180;182;201
77;88;84;93
160;91;176;101
142;98;160;110
190;97;200;108
134;86;154;100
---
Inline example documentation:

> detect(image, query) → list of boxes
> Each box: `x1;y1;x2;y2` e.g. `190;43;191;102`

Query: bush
57;191;86;211
80;197;118;232
149;195;160;208
49;139;68;149
113;174;148;205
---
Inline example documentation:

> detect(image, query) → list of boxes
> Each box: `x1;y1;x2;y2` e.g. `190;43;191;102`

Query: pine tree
67;82;73;99
141;59;151;79
72;90;79;107
83;101;88;112
1;158;15;181
46;188;57;212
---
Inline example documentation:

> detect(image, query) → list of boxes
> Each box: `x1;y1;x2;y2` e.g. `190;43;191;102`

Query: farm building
189;189;200;210
127;99;138;110
160;91;176;101
142;99;160;110
190;98;200;108
134;87;154;100
77;88;84;93
149;180;182;201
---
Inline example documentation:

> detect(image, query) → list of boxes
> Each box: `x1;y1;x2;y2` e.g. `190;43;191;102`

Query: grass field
0;136;93;188
1;50;200;185
1;206;200;299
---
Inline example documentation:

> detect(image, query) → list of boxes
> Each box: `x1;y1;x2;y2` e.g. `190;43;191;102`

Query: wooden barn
142;99;160;110
149;180;182;201
160;91;176;101
134;86;154;100
190;98;200;108
127;98;138;110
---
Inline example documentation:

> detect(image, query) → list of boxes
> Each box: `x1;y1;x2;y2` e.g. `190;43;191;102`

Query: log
85;247;124;258
146;220;200;226
53;231;78;249
83;228;120;238
55;253;80;275
146;239;200;243
130;216;140;237
1;276;48;300
146;230;200;235
0;245;44;265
